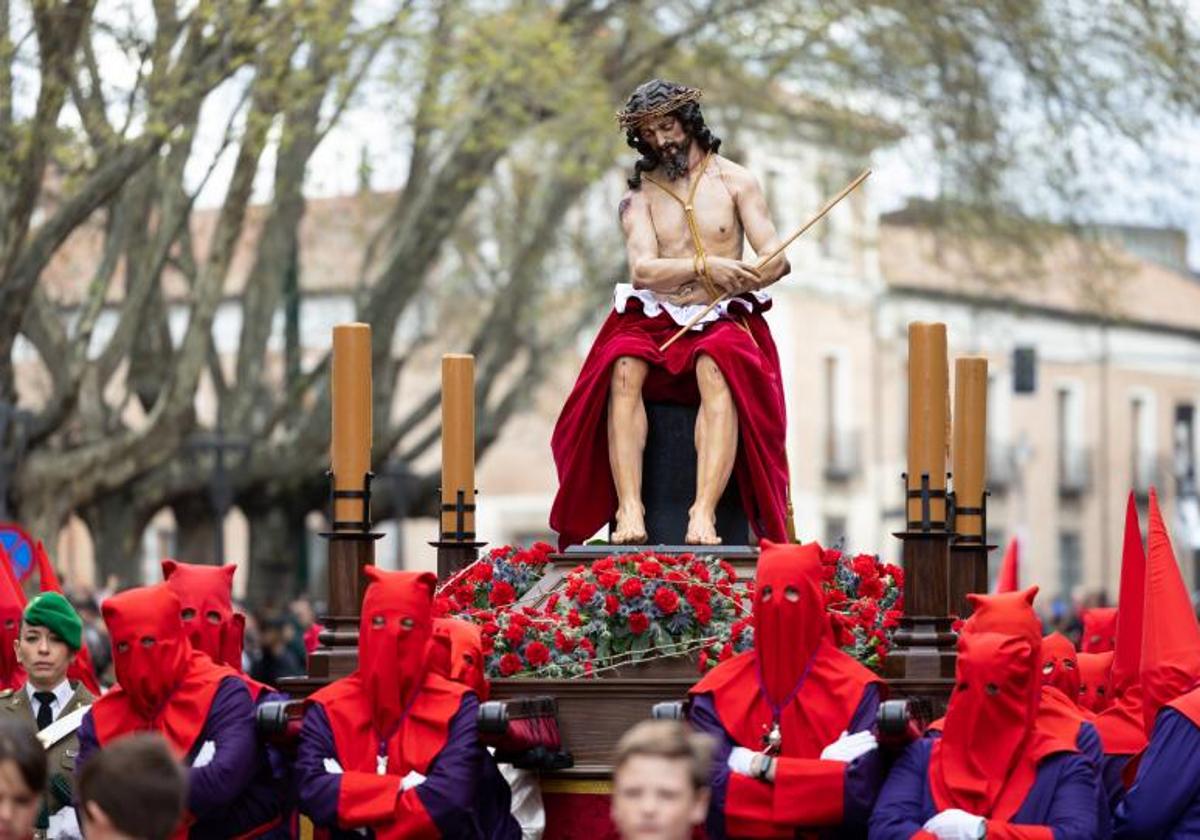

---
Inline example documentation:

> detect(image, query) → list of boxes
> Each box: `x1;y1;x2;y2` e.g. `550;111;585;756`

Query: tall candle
953;357;989;539
441;354;476;541
331;323;373;530
907;322;949;527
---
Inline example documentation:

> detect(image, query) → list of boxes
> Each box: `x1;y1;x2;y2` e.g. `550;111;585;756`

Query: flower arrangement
436;543;902;679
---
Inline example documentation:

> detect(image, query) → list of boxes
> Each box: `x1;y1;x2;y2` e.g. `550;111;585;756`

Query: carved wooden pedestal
299;532;378;683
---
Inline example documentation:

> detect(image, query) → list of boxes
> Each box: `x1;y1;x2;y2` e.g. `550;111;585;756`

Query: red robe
550;297;788;547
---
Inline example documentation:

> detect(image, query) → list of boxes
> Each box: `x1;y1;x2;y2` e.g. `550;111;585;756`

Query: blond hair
612;720;715;790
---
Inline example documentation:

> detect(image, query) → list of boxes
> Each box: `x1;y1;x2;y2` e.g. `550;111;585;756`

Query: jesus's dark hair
621;80;721;189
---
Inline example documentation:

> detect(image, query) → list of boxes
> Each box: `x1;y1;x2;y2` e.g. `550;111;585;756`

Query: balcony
987;441;1017;496
1058;446;1093;499
823;429;862;483
1132;450;1165;501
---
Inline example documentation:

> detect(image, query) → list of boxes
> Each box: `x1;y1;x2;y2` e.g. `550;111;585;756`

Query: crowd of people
0;489;1193;838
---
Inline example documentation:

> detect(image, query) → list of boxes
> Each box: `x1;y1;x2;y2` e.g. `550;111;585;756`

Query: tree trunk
82;492;145;590
244;498;306;609
172;493;219;565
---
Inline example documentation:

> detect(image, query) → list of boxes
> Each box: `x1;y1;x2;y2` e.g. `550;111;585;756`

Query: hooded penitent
161;559;236;664
931;588;1076;819
92;584;237;755
307;568;471;833
431;618;489;702
995;537;1020;594
1042;632;1082;704
0;545;25;690
1094;493;1148;754
1080;607;1118;654
1139;488;1200;735
1078;652;1114;713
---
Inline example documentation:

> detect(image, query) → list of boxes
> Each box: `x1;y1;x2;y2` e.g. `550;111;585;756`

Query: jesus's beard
658;138;692;180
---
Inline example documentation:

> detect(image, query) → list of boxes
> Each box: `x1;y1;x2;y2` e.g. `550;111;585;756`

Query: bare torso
641;154;745;262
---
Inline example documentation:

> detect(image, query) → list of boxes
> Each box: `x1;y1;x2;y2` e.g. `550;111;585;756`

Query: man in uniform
0;591;94;838
551;79;792;547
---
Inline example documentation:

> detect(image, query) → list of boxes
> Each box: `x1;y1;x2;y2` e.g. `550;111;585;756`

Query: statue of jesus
550;79;791;547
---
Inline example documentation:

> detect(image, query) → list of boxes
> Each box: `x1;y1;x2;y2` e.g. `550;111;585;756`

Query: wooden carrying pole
658;168;871;352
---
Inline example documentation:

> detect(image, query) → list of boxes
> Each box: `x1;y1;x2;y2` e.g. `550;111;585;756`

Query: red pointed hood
0;545;25;690
995;538;1020;593
1078;651;1114;713
1041;632;1080;701
358;567;437;738
431;618;489;701
1080;608;1117;653
1140;488;1200;733
161;559;236;664
34;541;62;593
1095;493;1147;754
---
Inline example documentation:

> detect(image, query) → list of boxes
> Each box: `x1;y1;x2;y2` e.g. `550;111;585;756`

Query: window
823;352;859;481
1131;393;1157;498
1175;403;1196;496
1058;531;1082;599
1057;384;1089;496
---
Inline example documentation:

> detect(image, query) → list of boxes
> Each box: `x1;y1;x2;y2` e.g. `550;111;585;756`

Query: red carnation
693;601;713;625
605;594;620;616
653;587;680;615
951;618;965;633
554;630;577;653
884;563;905;586
665;570;687;584
685;585;711;608
470;562;494;582
525;641;551;667
565;576;582;597
719;560;737;582
489;581;516;607
481;635;494;654
853;554;879;580
499;653;523;677
628;612;650;635
716;580;732;597
489;545;512;560
884;610;902;629
860;576;885;599
509;612;531;628
597;571;621;590
825;588;847;605
579;638;595;655
531;541;554;557
718;642;733;661
689;562;711;583
504;623;526;645
432;596;452;617
578;582;598;604
546;593;560;612
698;649;709;671
593;557;616;573
482;621;500;637
857;602;879;626
568;609;582;628
621;578;644;599
638;559;663;579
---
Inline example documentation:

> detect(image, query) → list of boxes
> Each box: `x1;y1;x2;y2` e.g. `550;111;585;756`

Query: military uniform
0;682;95;839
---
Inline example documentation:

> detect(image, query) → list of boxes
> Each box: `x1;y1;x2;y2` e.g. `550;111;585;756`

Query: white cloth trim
37;705;89;750
613;283;770;331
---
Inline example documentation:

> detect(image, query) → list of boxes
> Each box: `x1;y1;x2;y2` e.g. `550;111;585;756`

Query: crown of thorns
615;84;703;128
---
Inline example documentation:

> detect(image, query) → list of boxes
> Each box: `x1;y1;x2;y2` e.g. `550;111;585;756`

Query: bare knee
695;355;730;398
611;356;649;399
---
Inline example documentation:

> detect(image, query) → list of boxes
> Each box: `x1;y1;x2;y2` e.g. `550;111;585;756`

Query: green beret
22;593;82;651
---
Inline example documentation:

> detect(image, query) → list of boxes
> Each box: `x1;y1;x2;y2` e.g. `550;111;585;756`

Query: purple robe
77;677;270;838
1114;708;1200;838
689;682;881;839
869;737;1100;840
1100;754;1131;816
296;693;520;839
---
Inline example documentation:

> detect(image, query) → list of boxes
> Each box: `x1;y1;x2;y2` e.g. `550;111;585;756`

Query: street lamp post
187;425;250;565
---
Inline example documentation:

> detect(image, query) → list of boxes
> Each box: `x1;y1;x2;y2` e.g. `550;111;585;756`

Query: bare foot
613;505;648;544
685;508;722;545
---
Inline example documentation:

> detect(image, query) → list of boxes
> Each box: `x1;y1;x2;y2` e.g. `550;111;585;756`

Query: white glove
726;746;757;776
819;730;878;763
923;809;986;840
401;769;427;790
192;740;217;768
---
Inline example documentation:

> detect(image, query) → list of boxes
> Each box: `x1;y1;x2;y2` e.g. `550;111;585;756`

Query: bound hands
923;809;987;840
662;257;761;307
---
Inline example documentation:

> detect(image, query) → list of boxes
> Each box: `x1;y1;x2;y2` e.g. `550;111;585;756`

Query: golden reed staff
659;168;872;352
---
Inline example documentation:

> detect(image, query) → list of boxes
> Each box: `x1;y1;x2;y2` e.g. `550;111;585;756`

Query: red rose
653;587;680;615
621;578;644;599
499;653;522;677
504;623;526;644
568;609;582;628
605;595;620;616
488;581;516;607
638;559;663;579
628;612;650;634
470;562;494;582
597;571;621;590
693;602;713;625
525;641;551;667
578;582;598;604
